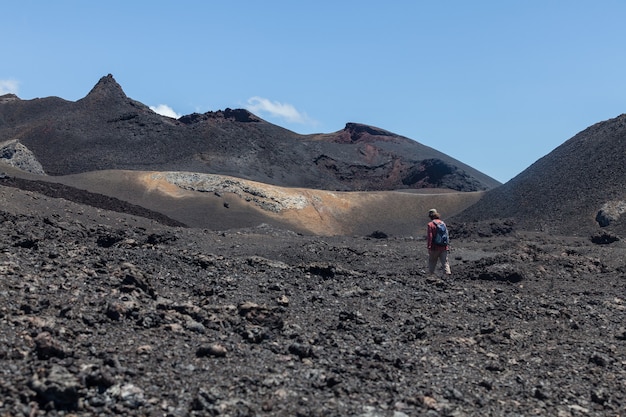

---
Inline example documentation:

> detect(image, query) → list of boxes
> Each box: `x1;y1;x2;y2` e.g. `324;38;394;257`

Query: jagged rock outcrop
179;108;261;124
0;93;20;104
596;200;626;227
0;139;45;174
325;123;404;144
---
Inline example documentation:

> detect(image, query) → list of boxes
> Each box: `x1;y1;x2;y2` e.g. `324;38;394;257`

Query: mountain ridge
453;113;626;236
0;74;500;192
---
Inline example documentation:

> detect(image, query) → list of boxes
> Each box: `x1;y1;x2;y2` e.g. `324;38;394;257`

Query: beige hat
428;208;439;216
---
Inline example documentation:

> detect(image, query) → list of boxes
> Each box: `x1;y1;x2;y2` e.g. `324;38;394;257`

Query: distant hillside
0;165;485;236
0;74;499;192
453;114;626;237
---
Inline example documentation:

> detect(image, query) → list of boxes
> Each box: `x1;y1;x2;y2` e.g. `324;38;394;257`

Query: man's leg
439;250;451;275
428;250;439;274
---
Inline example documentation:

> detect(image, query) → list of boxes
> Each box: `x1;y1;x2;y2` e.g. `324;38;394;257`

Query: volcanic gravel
1;197;625;417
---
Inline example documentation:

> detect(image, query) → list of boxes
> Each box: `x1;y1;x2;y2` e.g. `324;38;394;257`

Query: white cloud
0;79;19;95
246;96;314;125
150;104;181;119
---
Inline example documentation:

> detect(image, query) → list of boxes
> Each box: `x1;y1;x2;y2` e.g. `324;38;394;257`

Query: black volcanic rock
453;113;626;236
179;108;261;124
1;185;626;415
0;74;500;191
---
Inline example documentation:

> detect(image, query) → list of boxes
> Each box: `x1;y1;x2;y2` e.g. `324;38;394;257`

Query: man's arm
426;222;433;250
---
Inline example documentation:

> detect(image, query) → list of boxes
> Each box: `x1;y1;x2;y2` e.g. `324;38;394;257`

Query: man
426;208;451;276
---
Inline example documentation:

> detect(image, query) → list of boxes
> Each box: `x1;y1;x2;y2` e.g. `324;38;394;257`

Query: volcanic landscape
0;75;625;416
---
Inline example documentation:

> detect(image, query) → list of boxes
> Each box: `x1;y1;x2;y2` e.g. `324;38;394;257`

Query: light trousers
428;247;451;275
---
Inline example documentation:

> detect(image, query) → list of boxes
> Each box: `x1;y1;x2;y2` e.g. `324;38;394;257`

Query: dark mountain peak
453;112;626;235
327;122;409;144
77;74;151;116
80;74;129;104
0;93;20;103
90;74;125;95
345;122;394;137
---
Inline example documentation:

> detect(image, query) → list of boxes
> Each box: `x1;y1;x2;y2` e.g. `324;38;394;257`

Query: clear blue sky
2;1;625;183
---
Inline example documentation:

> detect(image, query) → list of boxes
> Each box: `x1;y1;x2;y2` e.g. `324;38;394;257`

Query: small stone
288;342;313;359
196;343;227;358
185;319;206;333
614;327;626;340
238;301;260;314
34;331;67;360
29;365;80;408
107;383;145;409
276;295;289;306
136;345;153;355
534;386;550;400
589;352;610;367
118;262;156;298
479;380;493;390
421;396;439;410
591;388;609;405
164;323;183;332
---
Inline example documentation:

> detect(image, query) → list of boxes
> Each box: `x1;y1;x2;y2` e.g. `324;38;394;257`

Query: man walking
426;208;451;276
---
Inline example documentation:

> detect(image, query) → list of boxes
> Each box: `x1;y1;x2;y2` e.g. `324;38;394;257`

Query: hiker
426;208;451;276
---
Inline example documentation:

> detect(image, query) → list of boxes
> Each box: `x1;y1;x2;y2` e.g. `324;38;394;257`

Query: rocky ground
1;187;626;416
